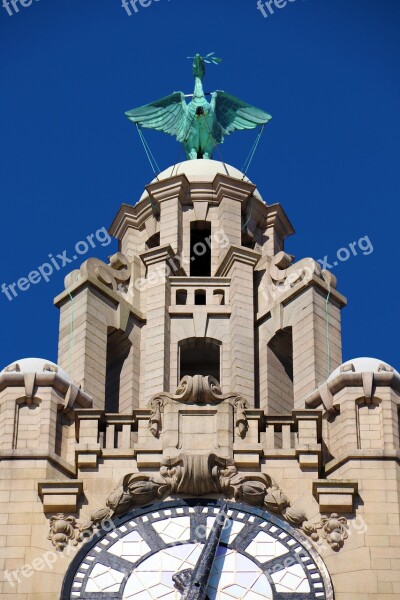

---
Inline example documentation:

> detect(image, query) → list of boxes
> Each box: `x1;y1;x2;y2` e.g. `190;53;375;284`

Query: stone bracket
38;480;83;514
295;446;321;470
233;444;263;468
312;480;358;513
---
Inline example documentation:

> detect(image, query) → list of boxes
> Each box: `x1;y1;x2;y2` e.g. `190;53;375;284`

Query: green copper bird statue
125;53;272;160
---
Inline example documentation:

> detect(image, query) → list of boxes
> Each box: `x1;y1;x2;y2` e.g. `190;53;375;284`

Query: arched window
179;338;221;382
213;289;225;305
146;232;160;249
267;327;294;414
190;221;211;276
176;289;187;305
105;328;132;413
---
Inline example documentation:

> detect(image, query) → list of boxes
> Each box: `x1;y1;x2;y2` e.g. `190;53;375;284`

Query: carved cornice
216;245;261;277
213;174;256;204
0;371;91;415
264;203;295;239
140;244;177;267
306;367;400;416
145;174;191;205
109;197;159;239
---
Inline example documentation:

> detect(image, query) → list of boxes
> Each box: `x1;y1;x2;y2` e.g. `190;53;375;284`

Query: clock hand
172;503;229;600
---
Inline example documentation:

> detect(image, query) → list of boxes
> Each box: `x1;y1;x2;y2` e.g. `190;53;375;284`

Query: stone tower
1;159;399;600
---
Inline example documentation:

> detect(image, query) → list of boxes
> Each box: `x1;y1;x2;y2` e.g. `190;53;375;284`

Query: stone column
214;175;255;262
56;287;112;409
141;246;175;404
290;287;343;405
146;175;189;256
217;246;260;406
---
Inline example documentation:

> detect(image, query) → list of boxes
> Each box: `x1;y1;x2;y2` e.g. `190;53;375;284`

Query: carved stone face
61;500;333;600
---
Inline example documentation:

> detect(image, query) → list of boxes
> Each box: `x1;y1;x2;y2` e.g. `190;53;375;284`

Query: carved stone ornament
64;251;132;299
301;513;349;552
53;456;349;554
265;251;337;305
47;514;78;552
78;454;309;534
148;375;249;439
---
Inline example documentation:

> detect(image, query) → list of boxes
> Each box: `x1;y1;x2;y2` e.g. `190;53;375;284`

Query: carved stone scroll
64;251;132;299
148;375;249;439
264;251;336;307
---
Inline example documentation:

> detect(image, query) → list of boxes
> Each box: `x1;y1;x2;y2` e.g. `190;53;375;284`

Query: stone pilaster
217;246;260;405
146;175;189;255
141;245;175;404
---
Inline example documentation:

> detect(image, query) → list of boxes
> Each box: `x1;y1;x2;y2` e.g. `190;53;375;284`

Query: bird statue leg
189;148;198;160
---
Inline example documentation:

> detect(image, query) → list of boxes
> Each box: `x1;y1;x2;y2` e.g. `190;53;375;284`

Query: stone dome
139;159;264;202
328;357;398;382
1;358;70;382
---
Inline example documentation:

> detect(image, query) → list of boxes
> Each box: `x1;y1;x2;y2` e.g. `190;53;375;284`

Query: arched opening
194;289;206;305
241;230;256;250
179;338;221;382
176;289;187;305
267;327;294;414
105;328;132;413
190;221;211;276
213;289;225;305
146;232;160;249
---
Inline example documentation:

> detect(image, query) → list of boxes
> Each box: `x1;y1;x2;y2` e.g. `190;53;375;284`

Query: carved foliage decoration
52;458;349;554
47;514;78;552
99;453;307;531
301;513;348;552
148;375;249;439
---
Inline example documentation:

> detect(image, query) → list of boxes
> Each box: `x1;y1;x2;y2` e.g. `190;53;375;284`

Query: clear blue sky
0;0;399;371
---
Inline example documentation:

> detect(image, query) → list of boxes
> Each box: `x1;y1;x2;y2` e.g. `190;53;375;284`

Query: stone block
313;480;358;513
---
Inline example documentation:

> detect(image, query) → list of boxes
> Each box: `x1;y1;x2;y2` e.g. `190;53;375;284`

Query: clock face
62;500;333;600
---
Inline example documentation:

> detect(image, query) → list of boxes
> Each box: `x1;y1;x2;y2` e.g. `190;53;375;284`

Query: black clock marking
61;499;333;600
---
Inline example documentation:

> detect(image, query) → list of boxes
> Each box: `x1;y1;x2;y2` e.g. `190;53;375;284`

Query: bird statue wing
125;92;188;142
211;91;272;142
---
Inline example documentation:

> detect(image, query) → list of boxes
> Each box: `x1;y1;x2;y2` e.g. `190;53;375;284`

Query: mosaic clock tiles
61;500;334;600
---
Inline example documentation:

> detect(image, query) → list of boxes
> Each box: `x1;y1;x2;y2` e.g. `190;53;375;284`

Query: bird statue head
189;52;222;80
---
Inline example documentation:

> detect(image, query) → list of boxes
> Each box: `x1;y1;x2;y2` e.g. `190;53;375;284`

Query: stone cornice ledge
0;374;92;417
140;244;177;267
324;449;400;476
54;275;145;323
212;173;256;203
306;371;400;414
216;246;261;277
146;174;190;204
264;203;295;240
0;450;76;477
109;197;158;239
